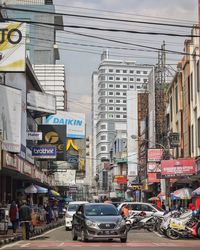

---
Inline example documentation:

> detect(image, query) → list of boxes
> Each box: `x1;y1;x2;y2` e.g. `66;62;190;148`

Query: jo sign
32;145;56;159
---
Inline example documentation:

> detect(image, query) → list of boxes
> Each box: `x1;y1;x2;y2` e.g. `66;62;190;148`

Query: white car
117;202;164;217
65;201;89;230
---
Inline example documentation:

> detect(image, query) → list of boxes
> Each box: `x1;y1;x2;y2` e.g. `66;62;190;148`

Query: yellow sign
0;22;26;72
66;139;78;151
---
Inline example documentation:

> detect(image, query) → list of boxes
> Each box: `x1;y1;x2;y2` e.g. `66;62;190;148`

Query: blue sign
32;145;56;159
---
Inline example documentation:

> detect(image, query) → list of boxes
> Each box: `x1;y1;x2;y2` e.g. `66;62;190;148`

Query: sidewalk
0;219;64;247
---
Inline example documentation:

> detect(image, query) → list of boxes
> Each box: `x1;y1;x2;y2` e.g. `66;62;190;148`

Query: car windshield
68;204;80;212
152;204;164;212
85;204;119;216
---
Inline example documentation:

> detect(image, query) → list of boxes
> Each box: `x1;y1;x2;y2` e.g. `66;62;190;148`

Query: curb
0;220;64;247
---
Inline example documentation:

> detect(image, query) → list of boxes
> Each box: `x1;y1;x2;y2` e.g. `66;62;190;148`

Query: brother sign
32;145;56;159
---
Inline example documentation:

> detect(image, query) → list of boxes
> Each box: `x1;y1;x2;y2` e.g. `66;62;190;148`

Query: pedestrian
121;204;129;219
161;202;166;210
9;201;18;235
103;197;112;204
19;200;32;240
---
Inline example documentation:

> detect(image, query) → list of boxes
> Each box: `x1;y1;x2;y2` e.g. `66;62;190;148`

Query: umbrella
157;192;166;200
172;188;192;200
49;190;60;197
24;184;37;194
192;187;200;196
148;197;159;201
34;185;48;194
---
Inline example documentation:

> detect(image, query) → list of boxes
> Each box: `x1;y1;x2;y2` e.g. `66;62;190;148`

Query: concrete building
91;51;152;194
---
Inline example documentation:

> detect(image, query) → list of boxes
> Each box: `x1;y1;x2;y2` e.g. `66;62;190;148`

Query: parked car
118;202;164;217
72;203;127;242
65;201;88;230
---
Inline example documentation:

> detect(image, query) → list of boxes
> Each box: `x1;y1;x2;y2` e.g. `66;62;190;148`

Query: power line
2;6;197;29
4;17;200;38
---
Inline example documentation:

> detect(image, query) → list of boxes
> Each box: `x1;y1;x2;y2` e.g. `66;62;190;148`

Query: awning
192;187;200;196
49;190;60;197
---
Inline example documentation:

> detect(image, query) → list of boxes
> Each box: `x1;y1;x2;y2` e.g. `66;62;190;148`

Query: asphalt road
1;225;200;250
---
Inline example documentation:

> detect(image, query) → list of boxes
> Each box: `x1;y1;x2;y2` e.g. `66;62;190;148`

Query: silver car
72;203;127;242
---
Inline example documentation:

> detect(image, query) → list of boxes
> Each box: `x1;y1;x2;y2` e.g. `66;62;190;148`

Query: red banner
148;149;164;162
113;175;128;184
147;173;160;183
161;159;196;177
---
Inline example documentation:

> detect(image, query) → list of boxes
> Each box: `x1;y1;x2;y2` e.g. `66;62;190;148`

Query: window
116;92;120;96
136;71;141;74
100;99;105;104
130;70;134;74
109;84;114;88
108;114;114;118
123;92;126;96
175;86;178;113
116;69;120;73
131;204;142;211
130;78;134;81
190;72;193;102
123;107;127;111
101;91;105;96
101;124;106;129
130;85;134;89
123;78;127;81
101;83;105;88
136;78;141;82
116;107;120;111
100;114;106;118
108;92;113;95
123;100;126;103
141;204;153;212
123;85;127;88
123;70;127;73
143;79;148;83
109;76;114;81
191;125;194;153
100;135;106;140
109;107;114;110
123;114;127;118
101;106;106;111
116;100;120;103
116;77;120;81
100;76;105;80
108;99;114;103
109;69;113;73
116;115;120;118
197;61;200;92
116;84;120;88
143;71;148;74
101;146;106;151
137;86;141;89
198;117;200;147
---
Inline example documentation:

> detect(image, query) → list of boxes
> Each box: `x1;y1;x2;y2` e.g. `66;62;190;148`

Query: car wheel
81;228;88;242
72;227;78;241
66;227;69;231
120;238;127;243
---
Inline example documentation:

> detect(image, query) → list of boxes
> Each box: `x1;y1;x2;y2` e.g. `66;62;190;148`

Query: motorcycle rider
121;204;129;219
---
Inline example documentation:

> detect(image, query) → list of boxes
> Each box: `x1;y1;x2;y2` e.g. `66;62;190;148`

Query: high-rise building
92;51;152;192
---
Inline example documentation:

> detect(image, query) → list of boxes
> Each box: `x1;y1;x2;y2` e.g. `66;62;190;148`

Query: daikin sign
44;111;85;139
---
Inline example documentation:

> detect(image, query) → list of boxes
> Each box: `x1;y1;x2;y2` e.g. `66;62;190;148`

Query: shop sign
26;132;42;141
32;145;56;159
4;151;17;169
161;159;196;177
148;149;164;162
147;173;160;183
113;175;128;184
23;162;32;176
129;185;143;190
147;162;161;173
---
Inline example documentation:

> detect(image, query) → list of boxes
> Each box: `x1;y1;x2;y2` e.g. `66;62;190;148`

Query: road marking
58;242;64;247
0;241;23;249
30;225;65;240
153;231;164;238
20;243;30;248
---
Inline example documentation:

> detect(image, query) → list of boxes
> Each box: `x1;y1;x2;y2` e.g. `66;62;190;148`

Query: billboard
147;162;161;173
161;159;196;177
147;149;164;162
44;111;85;138
54;169;76;186
32;145;56;159
38;125;67;161
0;85;22;152
26;132;42;141
147;173;160;183
0;22;26;72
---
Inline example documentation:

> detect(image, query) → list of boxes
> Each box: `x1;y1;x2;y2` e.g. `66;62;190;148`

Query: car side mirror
77;211;82;215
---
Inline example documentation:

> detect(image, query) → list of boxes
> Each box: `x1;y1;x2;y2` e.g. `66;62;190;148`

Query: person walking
9;201;18;235
19;200;32;240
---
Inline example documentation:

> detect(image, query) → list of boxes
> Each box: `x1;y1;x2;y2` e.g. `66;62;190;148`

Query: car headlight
85;220;99;228
65;213;72;218
118;219;126;227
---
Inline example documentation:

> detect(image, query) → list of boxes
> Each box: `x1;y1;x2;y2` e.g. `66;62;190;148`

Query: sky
54;0;198;135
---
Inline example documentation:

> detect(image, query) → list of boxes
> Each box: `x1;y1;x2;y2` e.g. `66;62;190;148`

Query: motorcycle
126;211;155;232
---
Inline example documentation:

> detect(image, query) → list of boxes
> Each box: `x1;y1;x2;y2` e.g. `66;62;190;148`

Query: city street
1;226;200;250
